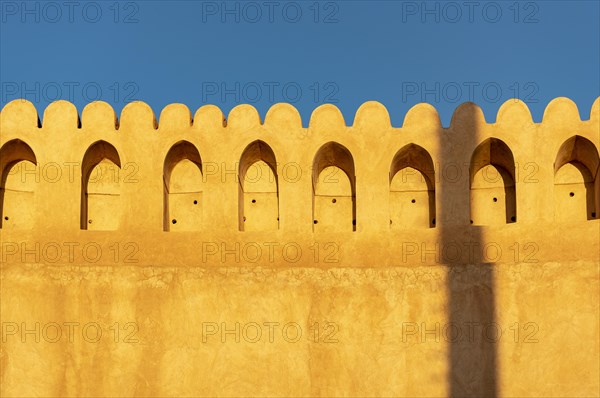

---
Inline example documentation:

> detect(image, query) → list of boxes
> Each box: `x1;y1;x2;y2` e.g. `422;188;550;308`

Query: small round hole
243;216;246;221
390;219;393;225
193;200;198;205
569;192;575;197
252;199;256;203
172;219;177;224
88;219;92;224
3;216;8;221
313;220;318;224
493;197;497;202
411;199;416;203
332;198;337;204
511;216;516;222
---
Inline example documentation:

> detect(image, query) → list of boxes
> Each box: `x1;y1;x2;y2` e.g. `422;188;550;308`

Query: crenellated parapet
1;98;598;267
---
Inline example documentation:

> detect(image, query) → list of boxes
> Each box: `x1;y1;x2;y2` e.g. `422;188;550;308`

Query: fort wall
0;98;598;397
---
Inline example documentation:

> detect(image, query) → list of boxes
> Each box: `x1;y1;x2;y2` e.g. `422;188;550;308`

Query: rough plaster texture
0;97;599;397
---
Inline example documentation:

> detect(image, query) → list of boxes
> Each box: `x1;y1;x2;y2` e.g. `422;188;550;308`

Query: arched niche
390;144;436;228
470;138;516;225
0;140;38;229
312;142;356;232
164;141;203;231
239;140;279;231
554;136;599;221
81;141;122;230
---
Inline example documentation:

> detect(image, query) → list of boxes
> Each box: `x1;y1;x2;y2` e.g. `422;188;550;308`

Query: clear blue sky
1;0;599;126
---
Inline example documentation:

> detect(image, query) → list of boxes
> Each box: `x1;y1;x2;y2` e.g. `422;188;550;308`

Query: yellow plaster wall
0;97;599;397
